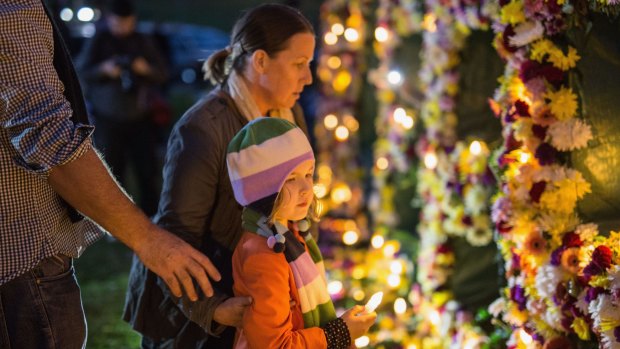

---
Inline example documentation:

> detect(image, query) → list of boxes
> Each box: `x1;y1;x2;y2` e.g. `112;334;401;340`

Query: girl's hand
340;305;377;340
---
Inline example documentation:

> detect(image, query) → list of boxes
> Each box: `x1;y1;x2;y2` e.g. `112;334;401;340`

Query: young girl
227;117;377;348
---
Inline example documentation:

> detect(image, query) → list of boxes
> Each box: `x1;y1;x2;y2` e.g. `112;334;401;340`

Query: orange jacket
232;231;328;349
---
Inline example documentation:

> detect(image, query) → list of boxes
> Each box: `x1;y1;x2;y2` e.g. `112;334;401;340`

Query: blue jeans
0;255;87;349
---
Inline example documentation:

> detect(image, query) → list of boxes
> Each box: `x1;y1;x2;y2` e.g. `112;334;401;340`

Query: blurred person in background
123;3;316;348
0;1;221;348
77;0;168;216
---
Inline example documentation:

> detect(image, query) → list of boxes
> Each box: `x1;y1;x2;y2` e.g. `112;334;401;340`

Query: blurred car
138;21;229;88
68;20;229;89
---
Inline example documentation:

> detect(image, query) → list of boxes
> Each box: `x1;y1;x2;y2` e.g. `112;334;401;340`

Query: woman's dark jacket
123;87;309;347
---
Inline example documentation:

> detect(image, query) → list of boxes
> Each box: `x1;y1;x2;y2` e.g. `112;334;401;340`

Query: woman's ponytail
203;47;231;85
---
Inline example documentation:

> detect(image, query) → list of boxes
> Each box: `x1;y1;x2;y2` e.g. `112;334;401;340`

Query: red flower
531;124;548;140
514;100;531;117
529;181;546;203
502;25;519;53
583;245;613;277
543;336;573;349
562;232;582;248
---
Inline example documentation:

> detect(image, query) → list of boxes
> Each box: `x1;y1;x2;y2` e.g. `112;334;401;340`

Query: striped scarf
242;208;337;328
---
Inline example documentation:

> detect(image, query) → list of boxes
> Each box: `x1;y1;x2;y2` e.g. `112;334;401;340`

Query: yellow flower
500;1;526;25
539;177;590;215
607;231;620;256
431;291;452;307
545;87;578;121
572;317;591;341
547;46;581;71
530;39;554;62
512;118;534;143
589;274;610;288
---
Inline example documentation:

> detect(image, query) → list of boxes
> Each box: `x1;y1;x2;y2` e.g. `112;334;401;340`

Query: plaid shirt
0;0;103;285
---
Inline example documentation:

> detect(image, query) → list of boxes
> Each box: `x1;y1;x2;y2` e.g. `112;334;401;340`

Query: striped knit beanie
226;117;314;217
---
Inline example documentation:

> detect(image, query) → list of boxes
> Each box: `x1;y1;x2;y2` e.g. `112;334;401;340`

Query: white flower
575;289;590;315
488;297;506;318
589;294;620;349
526;298;546;316
541;305;563;330
535;265;565;299
548;118;593;151
464;185;488;215
609;265;620;291
509;21;545;47
575;223;599;242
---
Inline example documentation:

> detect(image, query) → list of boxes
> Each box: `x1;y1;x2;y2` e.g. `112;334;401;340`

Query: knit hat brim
227;118;314;217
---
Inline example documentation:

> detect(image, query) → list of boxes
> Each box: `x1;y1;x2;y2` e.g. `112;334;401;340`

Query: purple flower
585;287;603;302
512;252;521;270
551;247;565;266
532;124;548;140
535;143;558;165
614;326;620;342
482;167;496;186
544;17;566;36
511;285;527;310
504;110;517;123
462;215;473;226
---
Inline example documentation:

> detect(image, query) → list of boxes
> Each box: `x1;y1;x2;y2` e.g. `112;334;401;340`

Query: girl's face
274;159;315;223
256;33;315;112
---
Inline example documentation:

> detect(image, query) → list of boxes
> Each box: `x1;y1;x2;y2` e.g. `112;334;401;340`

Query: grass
75;238;141;349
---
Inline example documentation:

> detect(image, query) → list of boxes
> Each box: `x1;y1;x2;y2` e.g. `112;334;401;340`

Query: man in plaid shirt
0;1;221;348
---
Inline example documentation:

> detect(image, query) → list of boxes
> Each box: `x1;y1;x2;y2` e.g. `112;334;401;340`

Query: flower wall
316;0;620;347
489;0;620;347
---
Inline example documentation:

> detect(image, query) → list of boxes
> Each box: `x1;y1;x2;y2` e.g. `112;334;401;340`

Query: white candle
364;292;383;313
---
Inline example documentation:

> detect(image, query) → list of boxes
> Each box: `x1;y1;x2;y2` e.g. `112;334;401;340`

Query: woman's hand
340;305;377;340
214;296;253;327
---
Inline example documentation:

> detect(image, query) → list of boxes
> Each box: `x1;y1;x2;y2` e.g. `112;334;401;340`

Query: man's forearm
48;146;221;300
47;147;152;251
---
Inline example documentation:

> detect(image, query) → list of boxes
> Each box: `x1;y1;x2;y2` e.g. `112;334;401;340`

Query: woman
123;4;316;348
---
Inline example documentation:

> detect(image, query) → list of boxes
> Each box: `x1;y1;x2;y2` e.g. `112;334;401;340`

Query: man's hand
134;226;221;301
48;148;221;301
213;296;253;327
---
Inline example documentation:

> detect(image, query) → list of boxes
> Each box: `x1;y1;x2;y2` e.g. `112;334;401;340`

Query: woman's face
257;33;315;112
274;159;314;223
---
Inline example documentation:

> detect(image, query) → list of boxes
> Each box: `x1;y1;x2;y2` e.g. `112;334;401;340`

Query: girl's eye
285;177;295;183
305;173;313;178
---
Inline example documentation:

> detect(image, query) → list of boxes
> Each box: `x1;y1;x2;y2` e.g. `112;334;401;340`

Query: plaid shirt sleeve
0;0;93;176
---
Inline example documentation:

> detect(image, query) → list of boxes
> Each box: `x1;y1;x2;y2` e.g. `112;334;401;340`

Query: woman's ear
251;49;269;74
